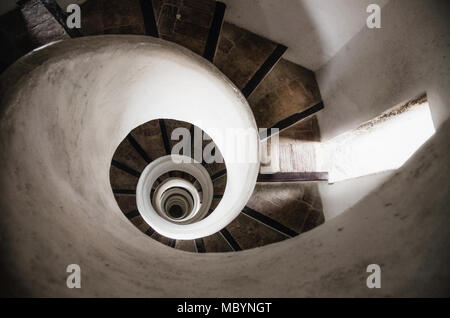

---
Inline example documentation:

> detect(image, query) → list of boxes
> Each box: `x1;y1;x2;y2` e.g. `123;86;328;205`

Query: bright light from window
319;96;435;183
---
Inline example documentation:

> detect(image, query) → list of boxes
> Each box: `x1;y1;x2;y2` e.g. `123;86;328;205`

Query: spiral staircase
1;0;450;298
0;0;328;253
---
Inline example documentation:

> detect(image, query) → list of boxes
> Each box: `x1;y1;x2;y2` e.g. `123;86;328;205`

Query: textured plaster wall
221;0;390;70
316;0;450;220
316;0;450;140
0;35;449;297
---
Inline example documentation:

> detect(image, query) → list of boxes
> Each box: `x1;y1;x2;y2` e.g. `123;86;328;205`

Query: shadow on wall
221;0;326;69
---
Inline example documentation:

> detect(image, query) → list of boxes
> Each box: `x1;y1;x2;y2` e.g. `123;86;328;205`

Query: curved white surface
0;35;449;297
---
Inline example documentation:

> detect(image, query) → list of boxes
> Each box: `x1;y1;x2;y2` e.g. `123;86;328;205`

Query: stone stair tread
209;198;221;212
114;195;138;214
110;165;139;189
279;115;321;141
80;0;146;36
214;22;278;90
112;138;148;173
246;183;323;234
175;240;196;252
263;116;321;173
151;232;170;245
78;0;103;35
130;215;149;232
0;8;33;72
19;0;70;48
226;213;287;250
130;121;168;161
154;0;216;55
248;59;321;130
212;174;226;194
203;232;233;252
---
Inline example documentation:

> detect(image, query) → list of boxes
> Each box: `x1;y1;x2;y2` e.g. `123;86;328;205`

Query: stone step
80;0;146;35
112;137;149;174
18;0;71;46
248;58;322;132
114;195;138;215
175;240;196;252
151;231;171;245
109;163;140;190
152;0;217;55
279;115;321;142
205;182;325;251
225;213;287;250
259;115;324;175
203;232;233;252
214;22;279;91
246;183;324;235
0;0;81;72
129;120;168;163
161;120;227;180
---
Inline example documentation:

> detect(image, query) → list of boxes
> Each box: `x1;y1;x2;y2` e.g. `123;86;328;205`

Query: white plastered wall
316;0;450;220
